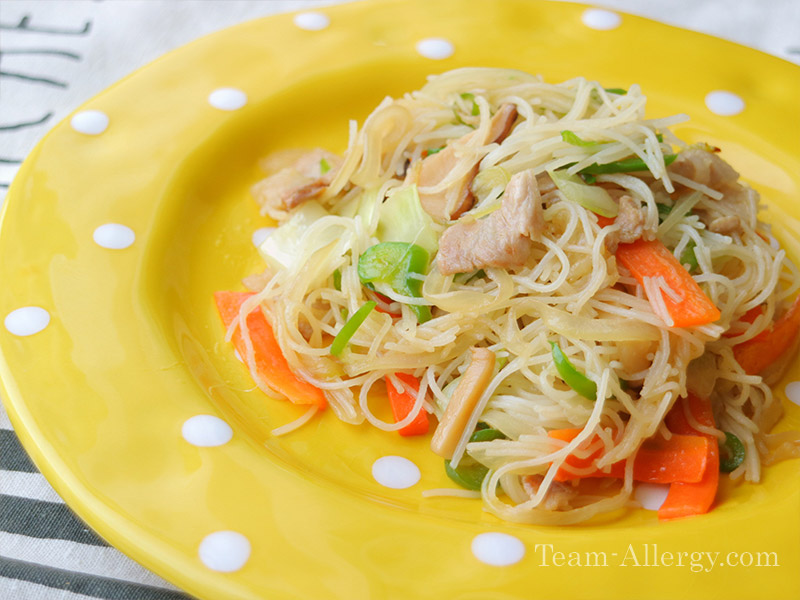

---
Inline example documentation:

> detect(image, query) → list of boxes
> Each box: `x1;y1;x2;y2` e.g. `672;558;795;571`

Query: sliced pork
412;103;518;222
252;148;342;218
436;169;543;275
669;147;759;234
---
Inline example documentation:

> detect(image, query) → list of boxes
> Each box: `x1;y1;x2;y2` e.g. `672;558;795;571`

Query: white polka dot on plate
705;91;745;116
182;415;233;447
635;483;670;511
93;223;135;249
208;88;248;111
471;532;525;566
581;9;621;30
784;381;800;407
372;456;421;489
198;531;251;572
4;307;50;337
252;227;275;248
416;38;454;60
293;12;330;31
70;110;109;135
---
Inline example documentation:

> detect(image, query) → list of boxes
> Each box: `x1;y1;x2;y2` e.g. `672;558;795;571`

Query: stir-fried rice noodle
236;68;800;525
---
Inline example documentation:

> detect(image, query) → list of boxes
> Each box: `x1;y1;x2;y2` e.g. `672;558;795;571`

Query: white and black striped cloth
0;405;193;600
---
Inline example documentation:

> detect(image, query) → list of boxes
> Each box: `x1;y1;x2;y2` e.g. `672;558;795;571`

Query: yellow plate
2;1;799;598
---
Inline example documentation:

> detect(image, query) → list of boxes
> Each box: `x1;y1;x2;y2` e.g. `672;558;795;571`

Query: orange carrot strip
733;295;800;375
548;427;605;473
722;305;763;338
596;214;615;228
371;291;402;318
386;373;429;436
214;291;326;409
658;394;718;520
548;428;708;483
616;239;721;328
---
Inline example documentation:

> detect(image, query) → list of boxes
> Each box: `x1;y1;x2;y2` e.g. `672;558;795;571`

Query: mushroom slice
431;348;496;459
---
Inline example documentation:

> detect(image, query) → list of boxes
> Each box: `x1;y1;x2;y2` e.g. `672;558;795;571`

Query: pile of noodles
234;68;800;525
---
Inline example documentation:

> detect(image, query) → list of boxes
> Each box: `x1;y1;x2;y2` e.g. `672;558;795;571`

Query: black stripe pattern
0;15;92;36
0;429;38;472
0;557;194;600
0;112;53;131
0;48;82;60
0;70;68;88
0;495;108;546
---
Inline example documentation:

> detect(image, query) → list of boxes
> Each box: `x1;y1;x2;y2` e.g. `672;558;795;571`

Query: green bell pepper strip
579;153;677;175
719;432;746;473
469;428;506;443
444;427;506;489
550;341;598;400
330;301;376;356
444;457;487;490
357;242;432;323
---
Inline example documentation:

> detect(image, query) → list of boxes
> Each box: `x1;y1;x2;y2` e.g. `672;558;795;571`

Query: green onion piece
656;203;673;222
719;432;746;473
333;268;342;291
467;269;486;283
357;242;431;323
656;133;664;143
330;301;376;356
453;269;486;285
561;130;601;147
604;87;627;95
581;173;597;184
550;341;598;400
460;92;480;116
426;146;444;156
495;353;509;370
319;157;331;174
444;457;488;490
680;240;699;272
471;166;511;205
579;154;677;175
470;428;506;442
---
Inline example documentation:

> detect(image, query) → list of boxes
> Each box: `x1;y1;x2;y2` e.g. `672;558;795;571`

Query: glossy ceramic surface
1;1;799;598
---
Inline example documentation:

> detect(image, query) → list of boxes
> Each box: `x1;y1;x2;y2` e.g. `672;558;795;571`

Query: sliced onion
548;168;618;217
